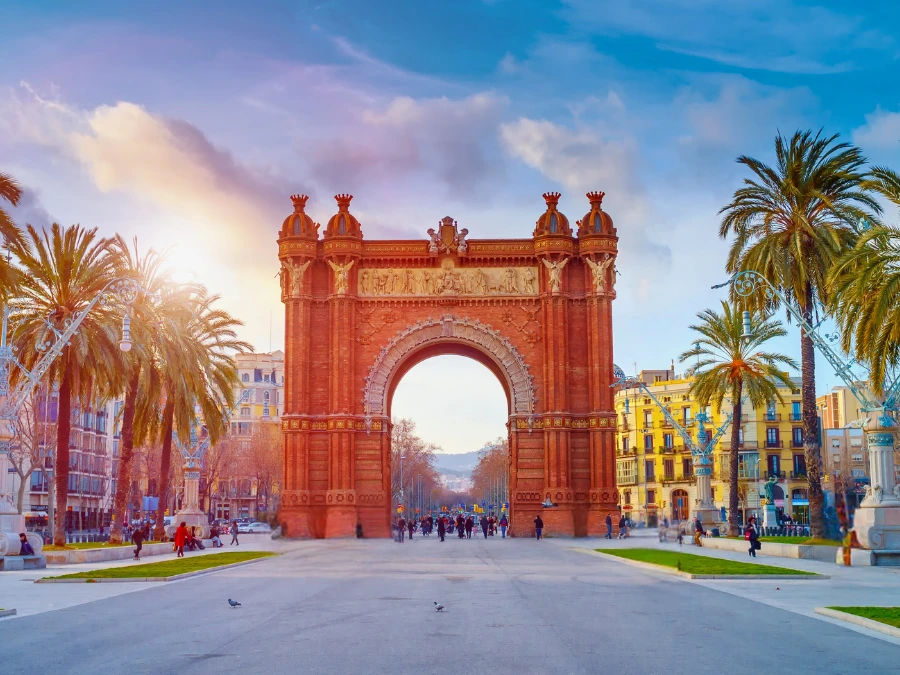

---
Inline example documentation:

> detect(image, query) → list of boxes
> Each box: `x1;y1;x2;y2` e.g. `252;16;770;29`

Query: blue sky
2;1;899;452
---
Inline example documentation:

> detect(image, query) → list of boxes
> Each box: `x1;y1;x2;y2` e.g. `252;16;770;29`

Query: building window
624;491;631;505
682;458;693;477
791;401;801;421
264;374;270;382
643;411;652;428
654;375;662;383
664;433;673;449
767;454;780;477
240;408;250;417
647;489;656;504
793;454;806;477
645;460;655;480
644;434;653;451
851;469;866;477
766;402;776;421
792;427;803;447
663;459;674;480
682;407;692;425
242;373;249;383
766;427;779;448
621;437;628;451
851;453;863;462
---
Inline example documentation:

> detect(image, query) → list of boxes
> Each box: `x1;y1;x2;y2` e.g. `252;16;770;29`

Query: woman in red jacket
174;522;188;558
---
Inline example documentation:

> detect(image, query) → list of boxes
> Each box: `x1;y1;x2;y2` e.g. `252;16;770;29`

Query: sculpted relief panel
358;262;538;297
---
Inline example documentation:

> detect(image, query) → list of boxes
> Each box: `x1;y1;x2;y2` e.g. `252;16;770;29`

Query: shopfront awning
791;499;810;506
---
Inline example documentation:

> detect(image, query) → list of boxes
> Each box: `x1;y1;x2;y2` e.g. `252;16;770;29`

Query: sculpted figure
474;269;487;295
504;268;518;294
327;259;355;295
406;269;416;295
585;254;615;293
427;228;441;254
542;257;569;294
283;259;311;297
359;269;371;295
455;228;469;254
523;267;536;294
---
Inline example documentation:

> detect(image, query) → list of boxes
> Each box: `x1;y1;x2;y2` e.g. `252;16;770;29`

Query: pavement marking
572;548;830;580
814;607;900;638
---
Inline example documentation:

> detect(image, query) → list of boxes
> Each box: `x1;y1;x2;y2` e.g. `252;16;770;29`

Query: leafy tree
719;130;879;536
680;302;797;536
0;172;23;291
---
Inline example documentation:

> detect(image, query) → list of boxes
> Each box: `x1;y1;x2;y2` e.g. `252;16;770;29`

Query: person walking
693;517;703;547
456;514;465;539
230;519;240;546
356;521;364;539
398;516;406;542
499;514;508;538
617;515;627;539
533;515;544;540
437;516;446;542
480;515;489;539
174;521;188;558
465;515;474;539
407;518;415;541
745;516;760;558
605;514;613;540
132;524;145;560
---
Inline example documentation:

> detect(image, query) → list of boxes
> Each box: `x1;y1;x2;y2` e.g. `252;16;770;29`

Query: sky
2;1;899;453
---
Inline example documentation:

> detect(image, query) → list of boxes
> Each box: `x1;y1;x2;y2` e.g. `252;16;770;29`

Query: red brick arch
277;192;620;538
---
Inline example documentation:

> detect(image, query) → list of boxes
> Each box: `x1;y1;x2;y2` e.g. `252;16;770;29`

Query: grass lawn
46;551;276;580
599;548;818;576
726;536;838;546
43;542;134;551
827;607;900;628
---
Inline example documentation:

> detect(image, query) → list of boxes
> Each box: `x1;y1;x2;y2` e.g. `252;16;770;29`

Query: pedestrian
533;515;544;540
677;526;685;546
499;514;508;538
605;514;613;540
408;518;415;541
210;525;222;548
356;521;364;539
143;522;150;542
132;524;145;560
480;515;489;539
174;521;188;558
457;514;465;539
230;519;240;546
745;516;760;558
437;516;446;542
465;515;474;539
398;516;406;542
693;517;703;547
617;515;627;539
18;533;35;556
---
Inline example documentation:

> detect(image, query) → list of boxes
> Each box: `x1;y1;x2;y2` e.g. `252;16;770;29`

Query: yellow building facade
614;369;808;525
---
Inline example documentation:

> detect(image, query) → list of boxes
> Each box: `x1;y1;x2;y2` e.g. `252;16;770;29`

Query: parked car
240;522;272;534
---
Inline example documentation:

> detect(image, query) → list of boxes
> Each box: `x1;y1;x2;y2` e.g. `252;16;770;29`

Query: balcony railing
617;475;638;486
659;445;676;454
737;466;760;480
789;412;802;422
765;440;784;449
790;437;804;449
790;471;807;480
765;470;786;479
764;413;782;422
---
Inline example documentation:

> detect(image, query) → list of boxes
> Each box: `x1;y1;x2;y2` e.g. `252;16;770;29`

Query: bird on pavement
434;602;444;612
228;599;242;608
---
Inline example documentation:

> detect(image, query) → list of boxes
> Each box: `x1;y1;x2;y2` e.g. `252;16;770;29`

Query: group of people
394;513;511;542
131;518;240;560
603;514;633;540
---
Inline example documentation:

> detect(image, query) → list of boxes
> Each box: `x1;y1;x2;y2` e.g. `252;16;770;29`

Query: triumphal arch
277;191;619;538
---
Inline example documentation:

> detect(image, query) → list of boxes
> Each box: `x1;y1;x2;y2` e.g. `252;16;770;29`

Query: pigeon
434;602;444;612
228;599;242;608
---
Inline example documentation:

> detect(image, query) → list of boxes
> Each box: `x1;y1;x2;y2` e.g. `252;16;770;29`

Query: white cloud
853;107;900;150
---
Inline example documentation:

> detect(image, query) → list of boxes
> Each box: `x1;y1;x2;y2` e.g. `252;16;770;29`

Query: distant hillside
433;450;481;475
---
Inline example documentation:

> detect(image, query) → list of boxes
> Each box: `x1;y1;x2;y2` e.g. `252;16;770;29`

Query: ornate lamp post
167;390;250;539
0;278;145;557
714;270;900;550
612;366;733;530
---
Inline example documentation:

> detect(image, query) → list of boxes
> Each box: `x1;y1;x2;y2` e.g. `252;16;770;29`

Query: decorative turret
323;194;363;240
533;192;572;237
577;191;615;237
280;194;320;240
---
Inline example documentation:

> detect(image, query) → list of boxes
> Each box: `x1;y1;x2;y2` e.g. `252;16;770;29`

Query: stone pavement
1;530;899;674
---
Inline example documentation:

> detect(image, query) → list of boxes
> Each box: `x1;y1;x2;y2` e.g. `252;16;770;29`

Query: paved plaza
2;532;900;674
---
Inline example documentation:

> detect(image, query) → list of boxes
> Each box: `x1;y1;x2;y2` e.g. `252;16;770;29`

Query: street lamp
714;269;900;549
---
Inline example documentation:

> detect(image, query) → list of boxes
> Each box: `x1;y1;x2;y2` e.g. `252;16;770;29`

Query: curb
573;549;828;580
0;609;17;618
814;607;900;638
35;555;275;584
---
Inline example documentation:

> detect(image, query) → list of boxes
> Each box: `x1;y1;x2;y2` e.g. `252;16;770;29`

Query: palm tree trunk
728;382;743;537
153;397;175;541
52;364;72;547
801;282;826;537
109;364;141;545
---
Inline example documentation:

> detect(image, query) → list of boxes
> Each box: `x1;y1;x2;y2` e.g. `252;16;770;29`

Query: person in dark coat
465;516;474;539
397;516;406;542
480;515;489;539
617;515;627;539
533;515;544;540
605;514;613;539
499;514;508;538
456;514;465;539
18;533;35;556
437;517;446;542
746;515;760;557
408;518;415;540
356;521;364;539
132;525;145;560
230;519;239;546
693;517;704;547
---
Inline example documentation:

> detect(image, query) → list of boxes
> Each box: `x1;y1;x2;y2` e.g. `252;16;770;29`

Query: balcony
617;475;638;486
737;466;760;480
789;412;802;422
790;438;804;449
659;445;676;454
764;413;782;422
661;473;697;485
765;440;784;449
618;448;637;457
765;470;786;479
661;419;673;429
790;471;807;480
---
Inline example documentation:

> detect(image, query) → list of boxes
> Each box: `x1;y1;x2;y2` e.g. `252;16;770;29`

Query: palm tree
10;224;118;546
0;171;24;291
719;129;880;537
151;287;249;539
680;302;797;536
107;236;173;544
830;167;900;392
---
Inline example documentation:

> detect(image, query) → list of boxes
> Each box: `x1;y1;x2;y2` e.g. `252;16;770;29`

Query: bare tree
201;436;239;518
470;437;509;512
391;418;441;515
246;421;282;517
9;389;57;514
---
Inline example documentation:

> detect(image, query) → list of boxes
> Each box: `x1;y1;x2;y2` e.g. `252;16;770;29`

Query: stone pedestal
0;451;45;561
167;470;210;539
694;466;718;530
763;504;778;529
852;415;900;552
